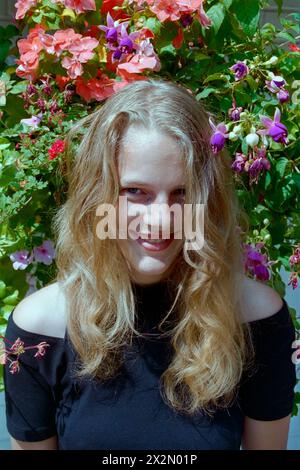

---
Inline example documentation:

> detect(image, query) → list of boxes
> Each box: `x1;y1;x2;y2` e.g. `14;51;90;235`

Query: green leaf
206;4;226;34
276;31;296;43
196;87;217;99
275;157;289;177
274;0;283;16
203;73;229;84
234;0;260;37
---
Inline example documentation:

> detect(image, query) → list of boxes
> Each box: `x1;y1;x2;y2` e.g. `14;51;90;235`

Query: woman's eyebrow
120;180;185;188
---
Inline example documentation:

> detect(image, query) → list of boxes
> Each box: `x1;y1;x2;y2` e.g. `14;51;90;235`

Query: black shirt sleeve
238;297;297;421
3;309;63;442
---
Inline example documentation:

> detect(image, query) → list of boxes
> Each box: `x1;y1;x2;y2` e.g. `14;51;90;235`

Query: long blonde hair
52;78;254;417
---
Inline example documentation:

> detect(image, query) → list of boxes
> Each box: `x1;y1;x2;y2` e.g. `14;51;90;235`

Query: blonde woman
3;78;296;450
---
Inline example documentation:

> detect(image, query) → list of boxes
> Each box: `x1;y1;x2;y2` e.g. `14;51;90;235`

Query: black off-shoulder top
2;281;297;450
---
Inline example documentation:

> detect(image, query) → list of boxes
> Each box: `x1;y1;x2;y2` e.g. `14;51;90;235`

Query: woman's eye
174;188;185;196
123;188;143;195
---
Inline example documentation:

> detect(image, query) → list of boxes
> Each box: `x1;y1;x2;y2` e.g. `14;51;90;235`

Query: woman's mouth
136;233;175;252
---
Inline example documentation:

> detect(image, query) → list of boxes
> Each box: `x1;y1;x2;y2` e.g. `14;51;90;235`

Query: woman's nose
142;201;176;237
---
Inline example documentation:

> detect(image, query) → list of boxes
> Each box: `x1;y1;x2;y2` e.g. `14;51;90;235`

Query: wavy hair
52;78;255;417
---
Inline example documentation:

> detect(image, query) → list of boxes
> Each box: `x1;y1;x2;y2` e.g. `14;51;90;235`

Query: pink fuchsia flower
208;117;230;154
10;250;33;270
15;0;37;20
230;61;249;81
243;243;273;281
277;88;289;104
288;271;298;289
99;12;128;45
117;38;161;74
48;139;66;160
51;0;96;14
248;155;271;185
33;240;55;265
258;107;289;145
231;152;247;173
149;0;182;22
229;106;243;122
20;112;43;129
289;247;300;266
265;75;286;93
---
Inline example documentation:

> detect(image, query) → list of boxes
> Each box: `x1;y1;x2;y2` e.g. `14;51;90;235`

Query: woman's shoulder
240;275;285;324
11;280;67;339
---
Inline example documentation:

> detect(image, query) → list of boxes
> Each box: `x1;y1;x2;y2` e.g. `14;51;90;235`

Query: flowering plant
0;0;299;413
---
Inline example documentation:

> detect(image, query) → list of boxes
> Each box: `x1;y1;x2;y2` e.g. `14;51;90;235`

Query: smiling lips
136;233;175;252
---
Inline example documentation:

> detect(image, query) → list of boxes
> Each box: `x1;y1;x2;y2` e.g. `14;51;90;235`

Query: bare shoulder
240;275;284;323
12;281;67;338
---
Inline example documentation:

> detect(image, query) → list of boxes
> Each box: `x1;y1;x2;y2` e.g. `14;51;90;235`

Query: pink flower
258;108;289;145
149;0;182;22
75;73;117;102
33;240;55;265
15;25;45;81
9;360;20;374
9;250;33;270
61;36;99;78
38;29;83;57
51;0;96;14
15;0;37;20
34;341;50;358
243;243;274;281
208;117;230;154
117;38;161;75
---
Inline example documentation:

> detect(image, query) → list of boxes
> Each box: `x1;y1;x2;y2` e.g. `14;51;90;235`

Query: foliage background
0;0;299;414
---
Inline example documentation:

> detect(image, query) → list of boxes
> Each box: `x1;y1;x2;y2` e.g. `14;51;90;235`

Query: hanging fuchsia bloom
209;117;229;154
243;243;274;281
231;152;247;173
9;250;33;270
230;61;249;81
258;108;289;145
33;240;55;265
99;12;127;45
277;88;289;104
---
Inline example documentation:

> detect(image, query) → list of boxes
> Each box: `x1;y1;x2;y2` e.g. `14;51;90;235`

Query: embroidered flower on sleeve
0;335;50;374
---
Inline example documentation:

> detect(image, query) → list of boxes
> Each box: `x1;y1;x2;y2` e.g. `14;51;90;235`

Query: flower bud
229;132;238;141
245;133;259;147
263;218;270;225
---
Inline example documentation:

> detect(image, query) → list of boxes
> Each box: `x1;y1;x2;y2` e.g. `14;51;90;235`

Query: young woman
3;78;296;450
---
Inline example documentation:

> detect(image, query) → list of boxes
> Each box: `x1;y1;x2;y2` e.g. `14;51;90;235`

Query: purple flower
243;243;272;281
231;153;247;173
33;240;55;265
229;107;243;121
258;108;288;145
9;250;33;270
277;89;289;104
230;61;249;81
248;156;270;184
180;14;193;28
99;12;126;44
20;112;43;129
265;75;286;93
100;13;139;63
209;118;230;154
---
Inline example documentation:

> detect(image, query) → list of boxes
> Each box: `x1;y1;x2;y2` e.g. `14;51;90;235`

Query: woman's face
116;124;186;286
